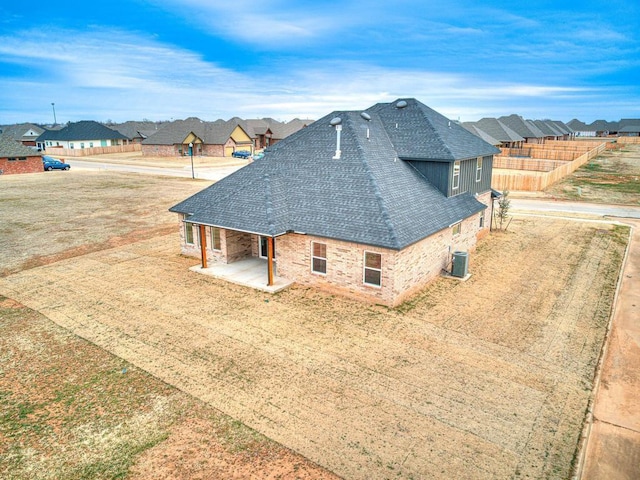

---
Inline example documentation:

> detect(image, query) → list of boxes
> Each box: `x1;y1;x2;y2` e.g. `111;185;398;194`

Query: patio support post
267;237;274;286
199;224;207;269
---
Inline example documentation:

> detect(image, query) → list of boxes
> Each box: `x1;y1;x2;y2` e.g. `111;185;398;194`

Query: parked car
252;152;265;161
42;156;71;171
231;150;252;158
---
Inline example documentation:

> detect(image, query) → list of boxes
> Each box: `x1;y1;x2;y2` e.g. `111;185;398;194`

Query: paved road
511;198;640;219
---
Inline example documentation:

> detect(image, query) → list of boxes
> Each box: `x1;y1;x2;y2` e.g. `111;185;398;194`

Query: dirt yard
544;143;640;205
0;170;629;479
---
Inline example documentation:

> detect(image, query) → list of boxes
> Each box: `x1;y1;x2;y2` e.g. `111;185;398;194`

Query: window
80;142;85;149
479;214;484;228
184;221;194;244
452;222;461;236
311;242;327;274
89;142;94;148
69;143;74;149
363;251;382;287
476;157;483;182
452;161;460;190
210;227;221;251
8;157;16;162
18;157;26;161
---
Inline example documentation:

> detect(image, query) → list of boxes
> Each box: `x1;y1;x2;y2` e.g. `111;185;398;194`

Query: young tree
496;190;511;230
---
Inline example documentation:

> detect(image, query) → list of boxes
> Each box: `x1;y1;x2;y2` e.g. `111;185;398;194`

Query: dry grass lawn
0;170;629;479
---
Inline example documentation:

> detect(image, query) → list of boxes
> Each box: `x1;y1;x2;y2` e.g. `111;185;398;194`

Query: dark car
43;156;71;171
231;150;252;158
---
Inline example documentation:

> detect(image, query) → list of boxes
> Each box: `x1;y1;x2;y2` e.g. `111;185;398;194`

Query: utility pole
51;103;57;125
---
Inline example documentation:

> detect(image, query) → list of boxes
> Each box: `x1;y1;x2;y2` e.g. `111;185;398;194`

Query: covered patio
190;257;293;293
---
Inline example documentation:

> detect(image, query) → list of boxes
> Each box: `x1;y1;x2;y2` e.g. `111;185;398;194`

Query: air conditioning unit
451;251;469;278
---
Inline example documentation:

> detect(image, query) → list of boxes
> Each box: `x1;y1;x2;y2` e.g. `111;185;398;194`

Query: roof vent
396;100;408;109
360;112;371;121
330;117;342;159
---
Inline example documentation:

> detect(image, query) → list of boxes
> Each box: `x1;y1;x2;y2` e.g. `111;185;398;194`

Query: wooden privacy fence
493;142;607;191
494;157;567;172
46;143;141;157
617;136;640;145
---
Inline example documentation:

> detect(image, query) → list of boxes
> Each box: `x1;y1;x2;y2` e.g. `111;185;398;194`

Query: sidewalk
580;218;640;479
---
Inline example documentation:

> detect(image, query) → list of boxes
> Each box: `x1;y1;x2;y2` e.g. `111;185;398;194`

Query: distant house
241;118;314;150
36;121;129;151
462;118;524;148
618;125;640;137
498;115;545;143
110;121;165;144
0;123;45;147
141;118;253;157
0;135;43;175
170;98;500;306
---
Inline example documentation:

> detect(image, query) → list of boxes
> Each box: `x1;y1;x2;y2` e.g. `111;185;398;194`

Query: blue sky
1;0;638;124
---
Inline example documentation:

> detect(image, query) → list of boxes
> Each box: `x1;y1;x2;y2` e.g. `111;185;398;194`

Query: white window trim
476;157;482;182
311;241;327;275
452;161;460;190
363;251;382;288
452;222;462;236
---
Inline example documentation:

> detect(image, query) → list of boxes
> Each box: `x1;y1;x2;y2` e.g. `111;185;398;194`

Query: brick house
0;134;43;175
141;118;253;157
170;98;501;306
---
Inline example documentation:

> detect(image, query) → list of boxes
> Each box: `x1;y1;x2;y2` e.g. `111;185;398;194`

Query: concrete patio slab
189;257;293;293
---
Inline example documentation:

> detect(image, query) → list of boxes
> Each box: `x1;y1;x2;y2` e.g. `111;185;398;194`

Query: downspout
199;224;207;269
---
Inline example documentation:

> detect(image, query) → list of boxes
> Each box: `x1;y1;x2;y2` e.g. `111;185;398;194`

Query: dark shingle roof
36;121;129;142
367;99;500;161
0;134;42;157
170;99;497;250
465;118;524;143
1;123;45;141
498;114;545;139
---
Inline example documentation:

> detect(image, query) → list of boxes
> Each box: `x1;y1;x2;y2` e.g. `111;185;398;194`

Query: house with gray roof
498;114;545;143
141;117;253;157
36;120;128;151
0;123;46;147
169;98;500;306
110;121;164;143
0;134;43;175
462;118;524;148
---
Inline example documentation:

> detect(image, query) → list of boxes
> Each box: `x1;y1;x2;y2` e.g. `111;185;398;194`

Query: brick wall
142;144;179;157
176;193;491;307
0;156;43;175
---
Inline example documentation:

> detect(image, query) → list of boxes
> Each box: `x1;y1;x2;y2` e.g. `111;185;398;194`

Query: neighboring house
36;120;129;151
498;114;545;143
169;98;500;307
567;119;596;137
462;118;524;148
110;121;165;144
0;123;46;147
530;119;565;141
0;134;43;175
618;125;640;137
141;118;253;157
242;118;314;150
